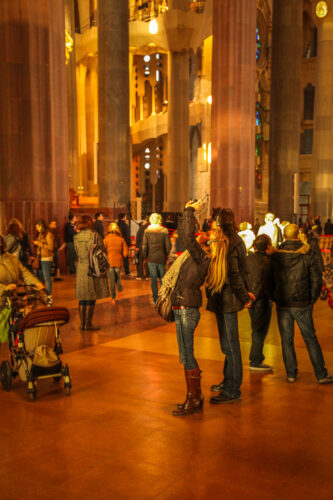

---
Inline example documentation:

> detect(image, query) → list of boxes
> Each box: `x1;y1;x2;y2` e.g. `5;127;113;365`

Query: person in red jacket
104;223;128;305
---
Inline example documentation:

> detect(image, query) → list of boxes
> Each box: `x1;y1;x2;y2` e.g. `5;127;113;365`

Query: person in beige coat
0;235;43;312
74;215;110;330
103;222;128;304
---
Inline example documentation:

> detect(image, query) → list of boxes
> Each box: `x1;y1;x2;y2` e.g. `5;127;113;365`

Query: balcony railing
129;0;206;22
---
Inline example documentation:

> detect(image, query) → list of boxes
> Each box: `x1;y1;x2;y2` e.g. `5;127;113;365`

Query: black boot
173;368;203;416
79;304;86;331
84;304;100;331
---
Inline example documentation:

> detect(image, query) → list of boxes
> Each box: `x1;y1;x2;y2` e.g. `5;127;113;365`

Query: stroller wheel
63;364;72;396
1;361;12;391
28;386;37;401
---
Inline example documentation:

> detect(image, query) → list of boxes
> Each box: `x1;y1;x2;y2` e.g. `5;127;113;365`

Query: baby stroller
0;285;72;401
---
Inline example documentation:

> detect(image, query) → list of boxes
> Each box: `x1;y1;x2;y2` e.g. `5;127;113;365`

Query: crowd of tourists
0;205;332;417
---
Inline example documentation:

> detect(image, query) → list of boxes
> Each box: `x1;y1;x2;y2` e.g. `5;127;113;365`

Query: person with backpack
4;219;31;267
74;215;109;331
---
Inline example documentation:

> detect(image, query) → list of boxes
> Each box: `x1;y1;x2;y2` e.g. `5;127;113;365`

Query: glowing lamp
316;1;329;18
149;19;158;35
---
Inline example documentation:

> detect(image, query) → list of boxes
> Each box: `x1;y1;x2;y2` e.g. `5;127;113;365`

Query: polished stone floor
0;274;333;499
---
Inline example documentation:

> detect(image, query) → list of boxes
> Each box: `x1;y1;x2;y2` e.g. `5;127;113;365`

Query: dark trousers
67;242;76;274
136;251;149;278
148;263;166;302
173;307;200;370
79;300;95;306
123;254;130;275
249;298;272;365
216;312;242;398
277;306;327;380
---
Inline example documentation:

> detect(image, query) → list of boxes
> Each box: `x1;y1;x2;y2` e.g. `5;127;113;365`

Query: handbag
0;306;11;343
155;287;175;322
33;344;59;367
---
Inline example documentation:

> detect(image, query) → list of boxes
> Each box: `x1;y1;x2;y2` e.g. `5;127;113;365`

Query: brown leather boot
176;368;204;410
79;304;86;331
84;304;100;331
173;368;203;416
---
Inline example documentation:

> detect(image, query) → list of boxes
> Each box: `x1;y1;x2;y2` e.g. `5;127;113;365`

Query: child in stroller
0;284;72;400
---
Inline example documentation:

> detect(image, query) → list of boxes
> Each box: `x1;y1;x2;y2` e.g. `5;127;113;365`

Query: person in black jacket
268;224;332;384
135;218;150;280
65;214;77;274
93;212;104;239
117;213;131;276
142;213;171;303
246;234;273;372
169;201;228;416
207;208;253;404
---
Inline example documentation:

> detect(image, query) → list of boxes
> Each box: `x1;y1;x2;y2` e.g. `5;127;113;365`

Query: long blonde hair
205;229;228;294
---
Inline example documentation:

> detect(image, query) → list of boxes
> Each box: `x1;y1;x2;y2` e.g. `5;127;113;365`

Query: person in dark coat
94;212;104;239
324;218;333;235
268;223;332;384
207;208;253;403
165;201;228;416
74;215;109;331
246;234;274;372
135;219;150;280
117;213;131;276
142;213;171;303
65;214;77;274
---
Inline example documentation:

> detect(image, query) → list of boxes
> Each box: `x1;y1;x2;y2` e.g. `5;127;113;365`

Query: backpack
88;233;110;277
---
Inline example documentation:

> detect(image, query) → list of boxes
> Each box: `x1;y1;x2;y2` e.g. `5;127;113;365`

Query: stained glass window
255;101;263;191
256;27;261;61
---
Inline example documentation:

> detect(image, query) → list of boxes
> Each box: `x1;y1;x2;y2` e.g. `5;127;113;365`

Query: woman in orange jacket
103;223;128;304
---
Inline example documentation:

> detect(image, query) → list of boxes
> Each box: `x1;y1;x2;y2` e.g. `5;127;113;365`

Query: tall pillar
210;0;256;223
269;0;302;221
312;13;333;220
65;0;79;194
167;52;190;211
0;0;69;237
98;0;131;209
166;0;191;212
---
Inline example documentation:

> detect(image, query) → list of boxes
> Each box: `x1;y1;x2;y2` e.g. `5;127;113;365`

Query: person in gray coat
74;215;109;331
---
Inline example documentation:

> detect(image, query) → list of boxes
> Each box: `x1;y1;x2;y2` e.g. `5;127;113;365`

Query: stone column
312;15;333;220
167;52;190;211
0;0;69;238
269;0;302;221
98;0;131;209
166;0;191;212
65;0;79;194
210;0;257;223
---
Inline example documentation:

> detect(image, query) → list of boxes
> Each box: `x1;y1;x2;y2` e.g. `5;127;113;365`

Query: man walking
142;213;171;303
268;224;332;384
65;213;77;274
246;234;273;372
117;213;132;276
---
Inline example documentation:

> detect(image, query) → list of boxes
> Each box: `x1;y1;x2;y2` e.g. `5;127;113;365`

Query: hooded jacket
142;225;171;264
268;240;322;308
171;208;210;308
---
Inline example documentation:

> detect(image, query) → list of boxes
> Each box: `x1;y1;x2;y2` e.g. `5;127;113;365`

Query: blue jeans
37;261;52;295
277;306;327;380
148;263;166;302
173;307;200;370
216;312;242;398
249;298;272;365
108;267;123;299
